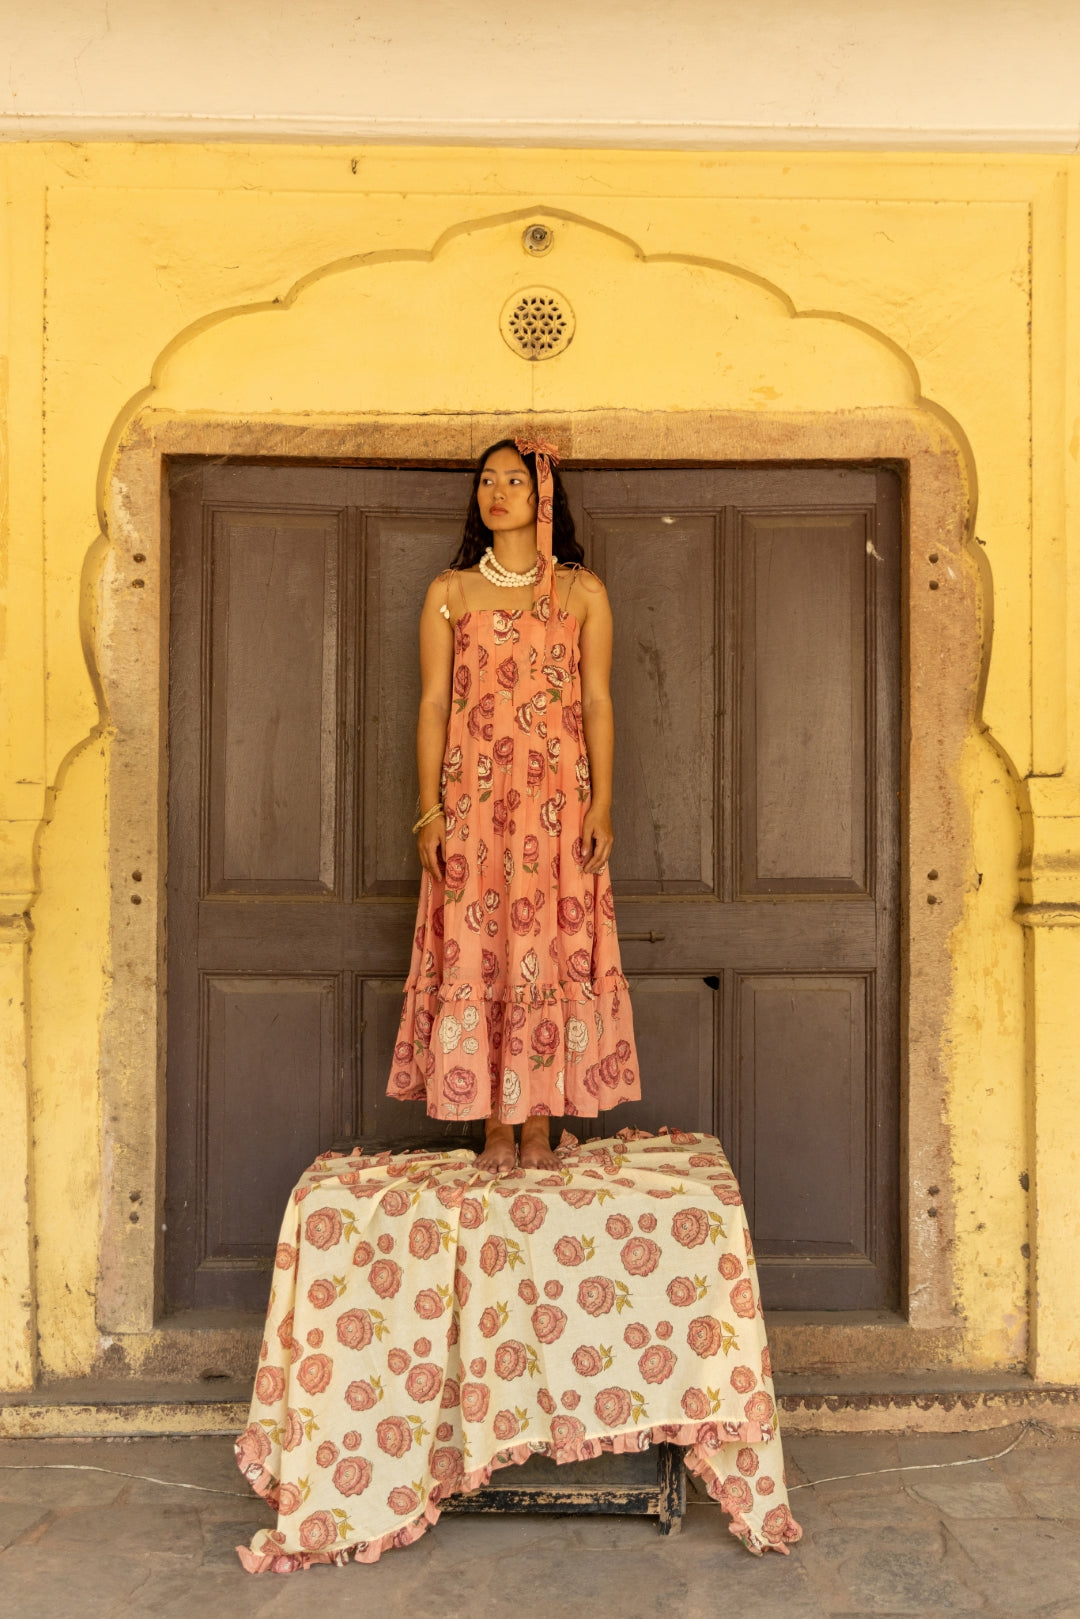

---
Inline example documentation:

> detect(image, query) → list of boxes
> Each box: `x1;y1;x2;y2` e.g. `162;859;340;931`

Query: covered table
236;1129;802;1571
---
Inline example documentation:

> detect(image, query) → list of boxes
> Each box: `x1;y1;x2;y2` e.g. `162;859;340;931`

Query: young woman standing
386;437;641;1170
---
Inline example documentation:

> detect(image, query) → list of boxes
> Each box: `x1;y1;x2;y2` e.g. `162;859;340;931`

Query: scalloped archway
96;211;976;1384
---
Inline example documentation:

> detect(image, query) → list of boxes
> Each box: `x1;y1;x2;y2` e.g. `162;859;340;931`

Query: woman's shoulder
431;564;482;581
424;568;461;623
425;565;476;596
423;569;451;602
556;563;607;613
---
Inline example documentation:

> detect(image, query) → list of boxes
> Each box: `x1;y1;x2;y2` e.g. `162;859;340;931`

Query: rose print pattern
237;1129;800;1573
388;561;640;1123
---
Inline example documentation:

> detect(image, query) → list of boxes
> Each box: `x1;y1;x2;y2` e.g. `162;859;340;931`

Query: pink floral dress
387;556;642;1124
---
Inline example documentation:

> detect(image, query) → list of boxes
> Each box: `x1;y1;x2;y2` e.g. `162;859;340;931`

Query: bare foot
519;1116;559;1171
475;1120;516;1173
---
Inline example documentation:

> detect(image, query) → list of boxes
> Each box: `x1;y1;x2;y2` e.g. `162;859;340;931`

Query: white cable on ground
0;1461;251;1497
786;1419;1036;1492
0;1418;1043;1502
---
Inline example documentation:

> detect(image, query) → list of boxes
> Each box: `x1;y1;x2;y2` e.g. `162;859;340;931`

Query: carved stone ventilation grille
500;287;575;360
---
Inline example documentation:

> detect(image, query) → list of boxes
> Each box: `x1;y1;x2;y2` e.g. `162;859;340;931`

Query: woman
386;436;641;1171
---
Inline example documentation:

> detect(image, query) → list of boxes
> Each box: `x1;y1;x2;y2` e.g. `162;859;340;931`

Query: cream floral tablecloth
236;1130;802;1571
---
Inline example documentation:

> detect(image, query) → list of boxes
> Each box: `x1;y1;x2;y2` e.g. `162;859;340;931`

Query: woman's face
476;448;537;536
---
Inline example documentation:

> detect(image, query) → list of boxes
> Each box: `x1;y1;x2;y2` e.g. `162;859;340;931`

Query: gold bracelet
411;803;445;834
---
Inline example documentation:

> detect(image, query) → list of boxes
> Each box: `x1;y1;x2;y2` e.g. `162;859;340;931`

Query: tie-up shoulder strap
437;568;469;622
559;563;589;617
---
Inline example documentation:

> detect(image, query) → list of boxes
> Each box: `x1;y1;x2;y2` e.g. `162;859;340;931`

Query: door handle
620;931;666;943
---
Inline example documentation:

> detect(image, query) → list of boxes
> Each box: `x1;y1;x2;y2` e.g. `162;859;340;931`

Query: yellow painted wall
1;143;1077;1388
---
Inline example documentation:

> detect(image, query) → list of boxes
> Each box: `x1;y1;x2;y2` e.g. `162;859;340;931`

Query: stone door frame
97;406;974;1377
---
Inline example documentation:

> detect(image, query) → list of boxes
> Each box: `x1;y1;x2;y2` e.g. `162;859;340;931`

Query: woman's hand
581;805;613;875
418;814;447;882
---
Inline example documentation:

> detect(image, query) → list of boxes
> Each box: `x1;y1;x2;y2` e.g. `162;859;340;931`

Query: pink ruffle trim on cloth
389;975;640;1122
237;1418;801;1571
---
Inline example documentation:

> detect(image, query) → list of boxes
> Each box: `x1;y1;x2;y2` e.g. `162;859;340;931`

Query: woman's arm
416;574;455;880
575;571;615;876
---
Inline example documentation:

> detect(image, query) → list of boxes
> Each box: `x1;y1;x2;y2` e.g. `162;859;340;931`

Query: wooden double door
165;460;900;1315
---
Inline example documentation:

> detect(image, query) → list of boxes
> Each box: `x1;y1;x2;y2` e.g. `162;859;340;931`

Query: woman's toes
475;1129;516;1173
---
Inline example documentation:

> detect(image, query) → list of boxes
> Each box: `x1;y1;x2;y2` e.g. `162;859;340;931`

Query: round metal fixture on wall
522;222;554;256
500;287;575;361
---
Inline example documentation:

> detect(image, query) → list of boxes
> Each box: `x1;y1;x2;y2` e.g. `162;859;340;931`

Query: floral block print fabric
236;1129;801;1572
387;561;641;1124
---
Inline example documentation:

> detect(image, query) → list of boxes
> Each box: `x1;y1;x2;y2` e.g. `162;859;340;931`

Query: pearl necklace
479;546;540;589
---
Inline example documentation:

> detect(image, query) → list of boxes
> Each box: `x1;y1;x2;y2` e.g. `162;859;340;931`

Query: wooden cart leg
656;1443;686;1535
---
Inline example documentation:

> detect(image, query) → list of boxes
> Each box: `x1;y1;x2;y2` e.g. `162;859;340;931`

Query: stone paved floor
1;1425;1079;1617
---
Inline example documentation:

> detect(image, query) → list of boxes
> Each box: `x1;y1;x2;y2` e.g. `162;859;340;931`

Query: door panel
206;509;344;895
361;513;466;895
737;512;869;895
167;465;473;1310
578;467;899;1310
167;459;900;1313
359;975;428;1140
616;977;717;1139
202;975;340;1261
590;512;718;893
733;973;872;1308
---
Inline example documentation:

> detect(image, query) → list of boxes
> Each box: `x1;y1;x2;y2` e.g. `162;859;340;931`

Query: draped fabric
236;1130;802;1571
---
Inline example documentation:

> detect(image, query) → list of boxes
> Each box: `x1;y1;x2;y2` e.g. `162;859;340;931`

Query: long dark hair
449;439;584;569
